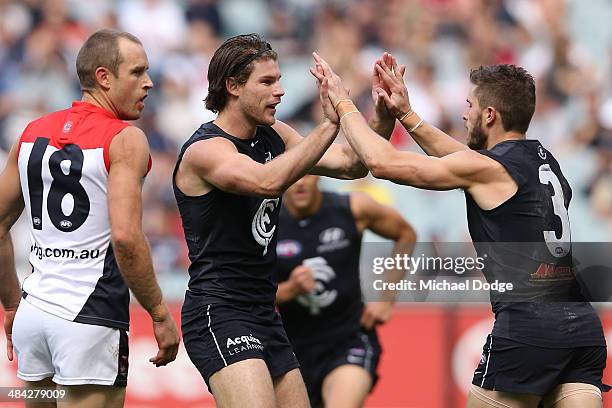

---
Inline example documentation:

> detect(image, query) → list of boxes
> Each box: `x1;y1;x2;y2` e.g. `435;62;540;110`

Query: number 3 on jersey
27;137;90;232
538;164;570;258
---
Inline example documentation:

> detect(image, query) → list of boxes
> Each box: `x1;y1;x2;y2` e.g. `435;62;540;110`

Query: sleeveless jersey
17;101;131;330
174;122;285;308
466;140;605;347
275;192;364;347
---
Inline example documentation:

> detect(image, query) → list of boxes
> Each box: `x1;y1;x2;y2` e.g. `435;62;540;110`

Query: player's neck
285;191;323;219
215;108;257;139
486;130;526;149
81;91;120;118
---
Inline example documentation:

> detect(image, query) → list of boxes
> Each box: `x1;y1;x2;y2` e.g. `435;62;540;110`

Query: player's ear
95;66;112;91
226;77;241;97
485;106;497;126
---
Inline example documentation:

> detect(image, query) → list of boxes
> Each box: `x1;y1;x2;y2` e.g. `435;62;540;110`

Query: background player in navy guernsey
275;175;416;408
313;53;609;407
174;34;399;408
0;29;179;408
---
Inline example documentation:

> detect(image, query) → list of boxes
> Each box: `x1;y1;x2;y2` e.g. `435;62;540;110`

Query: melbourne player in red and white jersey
0;29;179;407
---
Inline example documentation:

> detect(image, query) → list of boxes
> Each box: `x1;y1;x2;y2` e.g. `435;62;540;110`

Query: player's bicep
272;120;358;178
107;128;150;238
188;139;275;197
373;150;484;190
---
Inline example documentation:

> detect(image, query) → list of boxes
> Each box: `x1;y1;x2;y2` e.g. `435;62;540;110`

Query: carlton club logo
252;198;280;255
297;256;337;315
538;145;547;160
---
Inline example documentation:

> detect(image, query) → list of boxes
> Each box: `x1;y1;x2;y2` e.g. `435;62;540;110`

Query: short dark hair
469;64;536;134
205;33;277;113
76;29;142;91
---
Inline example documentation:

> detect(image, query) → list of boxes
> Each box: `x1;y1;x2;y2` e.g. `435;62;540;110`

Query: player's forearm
0;232;20;310
339;107;395;176
261;120;338;195
275;282;298;304
399;113;467;157
368;113;395;141
335;143;368;180
112;233;164;316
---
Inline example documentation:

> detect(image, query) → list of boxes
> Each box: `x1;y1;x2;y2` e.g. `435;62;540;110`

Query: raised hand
372;57;392;119
310;64;339;124
310;52;350;108
374;53;411;119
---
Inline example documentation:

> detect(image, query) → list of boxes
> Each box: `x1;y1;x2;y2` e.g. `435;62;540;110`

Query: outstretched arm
185;118;339;198
311;53;493;192
272;120;367;180
275;63;367;180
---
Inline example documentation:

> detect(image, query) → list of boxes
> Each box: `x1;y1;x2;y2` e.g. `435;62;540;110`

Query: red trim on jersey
16;122;33;158
18;102;130;172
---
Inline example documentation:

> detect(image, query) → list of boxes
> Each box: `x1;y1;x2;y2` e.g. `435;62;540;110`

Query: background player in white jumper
0;29;180;408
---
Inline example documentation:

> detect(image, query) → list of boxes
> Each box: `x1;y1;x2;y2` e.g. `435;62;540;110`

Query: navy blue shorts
473;334;610;396
293;328;381;407
182;302;300;390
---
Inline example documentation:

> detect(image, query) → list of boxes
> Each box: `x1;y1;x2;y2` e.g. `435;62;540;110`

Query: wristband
407;118;424;133
398;109;414;121
340;110;360;122
334;98;352;110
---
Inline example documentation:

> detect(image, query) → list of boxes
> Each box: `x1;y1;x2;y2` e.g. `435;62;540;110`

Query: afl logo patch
276;240;302;258
59;220;73;229
537;145;547;160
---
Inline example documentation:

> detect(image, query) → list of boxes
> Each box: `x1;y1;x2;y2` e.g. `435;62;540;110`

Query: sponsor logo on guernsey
226;334;264;356
252;198;280;255
276;240;302;258
530;263;575;281
317;227;350;253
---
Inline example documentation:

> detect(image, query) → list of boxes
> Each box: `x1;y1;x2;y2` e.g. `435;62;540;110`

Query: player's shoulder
110;125;149;149
444;148;503;174
20;108;70;141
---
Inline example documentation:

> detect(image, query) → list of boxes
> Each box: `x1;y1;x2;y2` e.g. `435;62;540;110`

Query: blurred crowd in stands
0;0;610;287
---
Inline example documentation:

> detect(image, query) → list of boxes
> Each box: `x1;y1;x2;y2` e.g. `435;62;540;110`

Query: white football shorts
11;299;129;386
